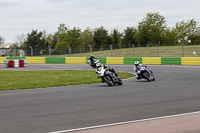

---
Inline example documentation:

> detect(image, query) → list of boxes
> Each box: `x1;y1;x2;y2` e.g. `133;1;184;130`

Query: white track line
49;111;200;133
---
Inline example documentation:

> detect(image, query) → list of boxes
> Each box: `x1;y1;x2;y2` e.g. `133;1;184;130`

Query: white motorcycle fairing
96;66;106;78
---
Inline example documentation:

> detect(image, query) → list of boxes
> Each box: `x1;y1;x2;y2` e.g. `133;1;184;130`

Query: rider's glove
96;72;100;78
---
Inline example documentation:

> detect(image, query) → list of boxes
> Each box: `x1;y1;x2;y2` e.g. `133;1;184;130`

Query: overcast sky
0;0;200;43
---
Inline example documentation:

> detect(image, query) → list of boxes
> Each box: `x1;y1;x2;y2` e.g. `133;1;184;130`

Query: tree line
1;12;200;53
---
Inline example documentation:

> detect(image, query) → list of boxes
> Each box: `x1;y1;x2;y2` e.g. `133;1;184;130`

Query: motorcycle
96;66;123;86
134;67;155;82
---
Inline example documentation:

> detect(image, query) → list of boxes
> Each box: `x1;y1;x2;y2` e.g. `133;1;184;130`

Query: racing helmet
89;55;96;61
88;55;100;68
96;62;102;68
134;61;140;66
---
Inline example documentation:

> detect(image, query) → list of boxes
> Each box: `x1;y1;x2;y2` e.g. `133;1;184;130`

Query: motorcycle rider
134;61;153;80
88;55;120;82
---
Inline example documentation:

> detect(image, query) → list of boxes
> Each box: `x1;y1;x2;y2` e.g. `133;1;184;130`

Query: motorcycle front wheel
117;77;123;85
103;75;114;86
151;75;155;81
142;72;152;82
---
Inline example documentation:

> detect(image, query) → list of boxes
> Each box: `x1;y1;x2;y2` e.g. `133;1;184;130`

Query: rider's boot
114;72;120;79
101;77;105;83
136;75;142;80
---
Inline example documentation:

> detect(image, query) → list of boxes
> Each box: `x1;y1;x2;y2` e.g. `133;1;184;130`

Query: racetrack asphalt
0;64;200;133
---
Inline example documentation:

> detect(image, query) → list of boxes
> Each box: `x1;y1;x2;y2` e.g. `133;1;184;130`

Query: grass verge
0;70;134;91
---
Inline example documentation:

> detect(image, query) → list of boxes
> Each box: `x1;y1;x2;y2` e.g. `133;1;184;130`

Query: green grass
0;70;134;91
43;45;200;57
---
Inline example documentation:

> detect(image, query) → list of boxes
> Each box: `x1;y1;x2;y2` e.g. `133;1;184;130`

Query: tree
25;30;46;48
0;36;5;48
67;27;82;49
134;12;167;46
14;34;26;48
94;26;109;49
188;26;200;45
23;29;46;55
55;24;82;53
162;27;177;45
175;19;198;44
175;19;200;45
111;29;122;49
55;24;69;52
57;23;69;42
80;27;94;51
45;33;58;49
106;35;112;48
122;27;136;47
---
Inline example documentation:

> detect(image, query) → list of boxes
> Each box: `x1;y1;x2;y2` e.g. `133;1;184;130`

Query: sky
0;0;200;43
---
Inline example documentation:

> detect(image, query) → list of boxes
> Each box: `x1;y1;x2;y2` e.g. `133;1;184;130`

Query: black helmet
89;56;95;61
88;55;99;68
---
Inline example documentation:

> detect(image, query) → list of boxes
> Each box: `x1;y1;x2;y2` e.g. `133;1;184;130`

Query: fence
1;44;200;57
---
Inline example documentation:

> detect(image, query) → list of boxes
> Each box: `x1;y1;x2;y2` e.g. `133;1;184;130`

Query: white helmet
135;61;140;66
93;59;99;64
96;62;101;68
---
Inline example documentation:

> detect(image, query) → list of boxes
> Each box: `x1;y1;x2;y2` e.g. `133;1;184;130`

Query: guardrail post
48;46;51;56
14;47;17;56
110;44;113;57
68;45;71;57
29;46;33;56
89;45;92;55
132;44;135;57
156;44;159;57
181;43;184;57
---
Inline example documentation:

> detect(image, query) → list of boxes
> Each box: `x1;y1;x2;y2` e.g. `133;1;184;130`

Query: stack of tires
19;59;24;67
4;59;27;68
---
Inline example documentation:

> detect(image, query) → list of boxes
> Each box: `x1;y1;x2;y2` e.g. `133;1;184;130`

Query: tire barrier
46;57;65;64
124;57;142;64
106;57;124;64
161;57;181;65
0;57;200;65
4;59;26;68
26;57;45;64
65;57;87;64
6;57;26;60
0;57;6;63
181;57;200;65
142;57;161;65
